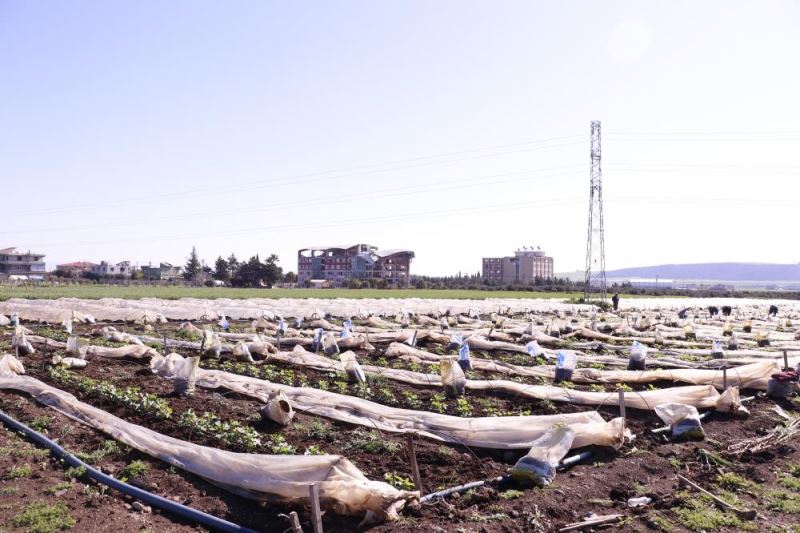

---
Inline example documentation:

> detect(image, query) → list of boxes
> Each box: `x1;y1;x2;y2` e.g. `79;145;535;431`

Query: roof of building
299;244;375;252
374;249;415;258
57;261;97;268
0;247;44;256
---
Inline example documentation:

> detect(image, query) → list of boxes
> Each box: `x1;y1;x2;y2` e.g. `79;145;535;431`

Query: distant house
141;262;182;281
91;261;136;278
56;261;97;277
0;247;46;276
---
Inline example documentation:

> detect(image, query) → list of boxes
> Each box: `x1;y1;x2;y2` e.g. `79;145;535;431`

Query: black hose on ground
0;409;258;533
419;450;594;503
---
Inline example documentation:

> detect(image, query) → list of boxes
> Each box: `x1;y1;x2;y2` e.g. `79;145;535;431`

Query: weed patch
13;501;76;532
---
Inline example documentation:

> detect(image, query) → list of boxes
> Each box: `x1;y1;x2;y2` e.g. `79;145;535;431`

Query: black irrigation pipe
0;409;258;533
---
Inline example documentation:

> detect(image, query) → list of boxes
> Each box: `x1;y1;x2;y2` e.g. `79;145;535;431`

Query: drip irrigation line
0;409;258;533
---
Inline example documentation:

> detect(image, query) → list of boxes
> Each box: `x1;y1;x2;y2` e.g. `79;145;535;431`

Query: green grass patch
0;446;50;459
779;474;800;492
44;482;72;495
6;464;33;479
648;512;676;532
74;440;119;464
0;486;18;496
766;490;800;514
499;489;524;500
12;501;76;532
672;501;755;531
0;285;582;301
716;472;759;493
29;416;52;433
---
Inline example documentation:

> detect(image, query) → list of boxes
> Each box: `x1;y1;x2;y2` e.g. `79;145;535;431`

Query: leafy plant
430;393;447;413
178;410;262;451
455;397;473;417
376;387;397;405
383;472;415;491
305;419;333;441
117;460;149;482
49;368;172;420
267;434;296;455
64;466;87;480
401;390;422;409
345;429;401;454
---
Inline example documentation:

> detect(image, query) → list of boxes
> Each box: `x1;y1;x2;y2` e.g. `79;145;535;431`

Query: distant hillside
606;263;800;282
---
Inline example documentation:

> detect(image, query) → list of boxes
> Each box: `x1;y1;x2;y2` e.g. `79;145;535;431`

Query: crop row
47;367;265;451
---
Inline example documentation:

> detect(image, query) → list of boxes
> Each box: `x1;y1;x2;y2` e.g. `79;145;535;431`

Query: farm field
0;285;585;302
0;296;798;532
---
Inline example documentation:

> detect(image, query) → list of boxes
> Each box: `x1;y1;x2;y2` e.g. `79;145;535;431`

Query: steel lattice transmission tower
584;120;607;303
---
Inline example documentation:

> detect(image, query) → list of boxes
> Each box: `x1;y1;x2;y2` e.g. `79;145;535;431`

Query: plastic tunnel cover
0;355;417;522
152;353;628;450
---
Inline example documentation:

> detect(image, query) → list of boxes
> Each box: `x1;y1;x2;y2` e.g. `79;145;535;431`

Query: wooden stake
308;484;323;533
618;390;626;438
559;514;623;532
783;350;789;370
722;367;728;390
678;475;756;520
163;334;168;354
42;339;48;371
279;511;303;533
406;434;423;493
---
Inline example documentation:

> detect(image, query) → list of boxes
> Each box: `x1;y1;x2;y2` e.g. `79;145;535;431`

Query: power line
27;197;585;249
7;136;584;218
1;166;584;235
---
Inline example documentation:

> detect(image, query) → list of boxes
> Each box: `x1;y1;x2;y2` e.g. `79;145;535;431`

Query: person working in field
612;293;620;311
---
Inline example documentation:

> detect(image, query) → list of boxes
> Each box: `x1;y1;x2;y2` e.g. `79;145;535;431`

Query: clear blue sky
2;1;799;275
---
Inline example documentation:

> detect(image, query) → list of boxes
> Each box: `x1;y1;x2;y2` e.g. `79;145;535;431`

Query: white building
91;261;136;277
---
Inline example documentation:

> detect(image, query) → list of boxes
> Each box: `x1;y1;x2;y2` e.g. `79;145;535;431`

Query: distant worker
768;305;779;318
612;293;620;311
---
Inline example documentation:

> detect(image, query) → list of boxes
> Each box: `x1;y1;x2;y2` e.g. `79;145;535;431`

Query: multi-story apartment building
482;247;554;284
91;260;136;278
298;244;414;287
0;247;46;275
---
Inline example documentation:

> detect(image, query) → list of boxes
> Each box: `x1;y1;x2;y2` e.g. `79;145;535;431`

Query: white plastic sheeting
385;343;786;391
0;355;416;522
150;353;627;450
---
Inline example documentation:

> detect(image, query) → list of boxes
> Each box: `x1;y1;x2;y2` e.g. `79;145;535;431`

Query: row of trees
184;247;289;288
